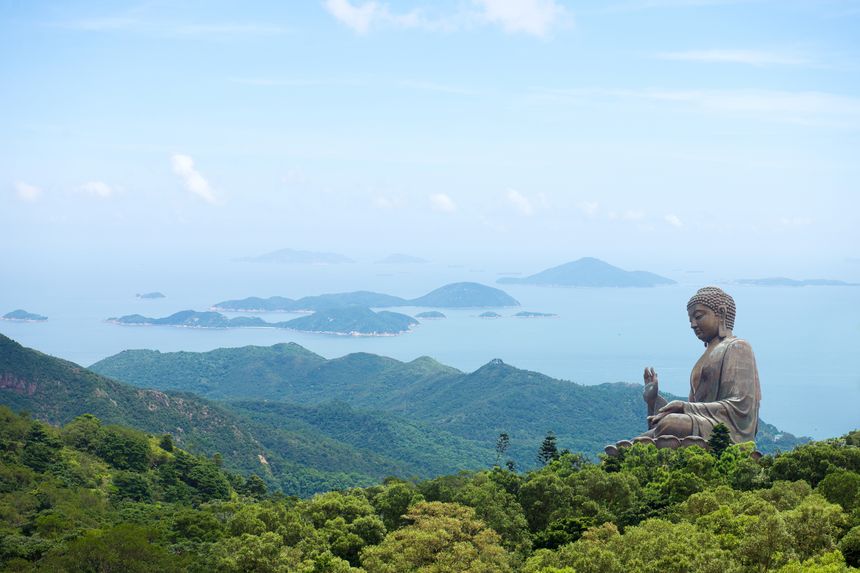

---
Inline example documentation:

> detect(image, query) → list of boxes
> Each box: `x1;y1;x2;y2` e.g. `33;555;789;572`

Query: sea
2;257;858;441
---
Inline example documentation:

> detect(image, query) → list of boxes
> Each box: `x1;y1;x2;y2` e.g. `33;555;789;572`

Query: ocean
2;257;858;441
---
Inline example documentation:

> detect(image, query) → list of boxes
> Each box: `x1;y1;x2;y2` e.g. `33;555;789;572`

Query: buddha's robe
682;336;761;442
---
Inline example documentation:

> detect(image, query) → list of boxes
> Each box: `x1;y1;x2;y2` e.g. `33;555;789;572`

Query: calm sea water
2;258;858;440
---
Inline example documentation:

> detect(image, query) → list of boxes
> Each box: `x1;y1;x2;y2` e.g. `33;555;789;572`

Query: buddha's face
688;303;721;343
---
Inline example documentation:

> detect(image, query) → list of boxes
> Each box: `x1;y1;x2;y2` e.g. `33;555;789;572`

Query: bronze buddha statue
606;286;761;455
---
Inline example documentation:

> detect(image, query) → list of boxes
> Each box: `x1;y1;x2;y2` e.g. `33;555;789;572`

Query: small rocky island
479;311;502;319
136;292;166;299
514;311;558;318
1;309;48;322
415;311;446;319
108;307;418;336
213;282;519;312
498;257;675;287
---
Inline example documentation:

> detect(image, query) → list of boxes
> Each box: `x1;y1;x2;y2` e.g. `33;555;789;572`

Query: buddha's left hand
648;400;687;425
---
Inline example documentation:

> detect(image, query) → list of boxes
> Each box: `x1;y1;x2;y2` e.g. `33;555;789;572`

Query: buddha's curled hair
687;286;736;330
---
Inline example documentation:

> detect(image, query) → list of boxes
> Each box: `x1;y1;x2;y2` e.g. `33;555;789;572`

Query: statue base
604;434;709;457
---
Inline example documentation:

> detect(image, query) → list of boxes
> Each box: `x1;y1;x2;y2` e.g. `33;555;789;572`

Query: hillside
2;404;855;572
498;257;676;287
91;343;807;464
0;335;496;494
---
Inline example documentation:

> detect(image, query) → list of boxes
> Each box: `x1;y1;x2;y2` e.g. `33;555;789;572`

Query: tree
839;525;860;568
538;433;559;466
496;433;510;466
361;502;513;572
708;423;733;457
159;434;174;452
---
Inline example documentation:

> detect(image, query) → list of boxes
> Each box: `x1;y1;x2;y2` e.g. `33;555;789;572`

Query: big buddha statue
606;286;761;455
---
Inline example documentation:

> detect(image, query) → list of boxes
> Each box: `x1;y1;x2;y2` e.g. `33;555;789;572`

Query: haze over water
2;255;858;441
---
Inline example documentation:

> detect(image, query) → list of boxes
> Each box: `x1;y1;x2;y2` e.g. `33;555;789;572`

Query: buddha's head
686;286;735;344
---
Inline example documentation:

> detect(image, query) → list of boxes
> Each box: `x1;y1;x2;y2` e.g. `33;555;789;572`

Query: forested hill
0;335;494;495
91;342;807;460
1;403;857;572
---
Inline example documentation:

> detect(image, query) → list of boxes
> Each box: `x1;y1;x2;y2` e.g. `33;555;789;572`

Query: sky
2;0;860;277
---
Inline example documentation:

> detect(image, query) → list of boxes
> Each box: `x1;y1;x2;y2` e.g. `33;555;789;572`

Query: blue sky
2;0;859;275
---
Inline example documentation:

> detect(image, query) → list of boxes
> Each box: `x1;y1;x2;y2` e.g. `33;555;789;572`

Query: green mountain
213;281;520;312
91;343;806;463
0;334;496;495
498;257;676;287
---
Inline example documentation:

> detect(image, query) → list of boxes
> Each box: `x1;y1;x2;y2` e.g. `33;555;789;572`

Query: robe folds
684;336;761;443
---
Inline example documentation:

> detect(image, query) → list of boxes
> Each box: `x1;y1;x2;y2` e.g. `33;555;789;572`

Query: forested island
1;309;48;322
213;282;520;312
415;311;446;319
107;307;418;336
514;311;558;318
135;292;166;299
498;257;676;287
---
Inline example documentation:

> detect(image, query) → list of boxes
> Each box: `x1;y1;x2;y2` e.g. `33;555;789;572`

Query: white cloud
656;49;810;66
505;188;535;215
578;201;599;217
664;213;683;227
80;181;114;198
473;0;566;37
429;193;457;213
778;216;813;228
171;154;219;205
323;0;422;34
14;182;42;202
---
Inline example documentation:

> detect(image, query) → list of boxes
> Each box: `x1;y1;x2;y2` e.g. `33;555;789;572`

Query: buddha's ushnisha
606;286;761;455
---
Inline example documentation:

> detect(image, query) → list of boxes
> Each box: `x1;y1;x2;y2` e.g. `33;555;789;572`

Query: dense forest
1;405;857;572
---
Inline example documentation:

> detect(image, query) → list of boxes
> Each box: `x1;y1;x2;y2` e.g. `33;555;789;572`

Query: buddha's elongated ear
718;306;729;338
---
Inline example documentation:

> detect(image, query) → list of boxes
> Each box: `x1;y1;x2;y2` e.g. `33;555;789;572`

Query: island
237;248;355;264
107;307;418;336
108;311;268;328
375;253;428;264
513;311;558;318
497;257;676;287
136;292;166;299
280;307;418;336
479;311;502;319
213;282;520;312
415;311;446;319
736;277;859;287
1;309;48;322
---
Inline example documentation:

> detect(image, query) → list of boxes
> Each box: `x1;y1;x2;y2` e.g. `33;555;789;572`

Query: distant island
237;248;355;264
108;307;417;336
375;253;428;264
514;311;558;318
108;310;267;329
213;282;520;312
479;311;502;319
415;311;446;319
497;257;676;287
282;307;418;336
135;291;166;299
736;277;859;287
1;309;47;322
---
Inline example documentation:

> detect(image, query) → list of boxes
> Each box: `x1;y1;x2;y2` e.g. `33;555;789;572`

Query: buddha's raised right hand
643;367;659;412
